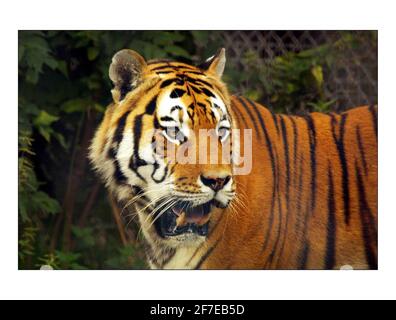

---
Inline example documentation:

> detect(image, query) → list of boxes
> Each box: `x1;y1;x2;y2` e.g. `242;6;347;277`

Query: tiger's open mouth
154;200;214;238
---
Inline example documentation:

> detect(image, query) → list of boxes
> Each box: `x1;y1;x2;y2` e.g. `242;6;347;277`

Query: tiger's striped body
89;49;377;269
189;97;377;269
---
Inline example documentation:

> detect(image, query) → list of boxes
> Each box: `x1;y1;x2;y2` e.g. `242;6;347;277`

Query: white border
2;0;396;300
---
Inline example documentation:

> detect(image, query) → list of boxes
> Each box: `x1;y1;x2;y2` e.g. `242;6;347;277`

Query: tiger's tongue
172;206;205;224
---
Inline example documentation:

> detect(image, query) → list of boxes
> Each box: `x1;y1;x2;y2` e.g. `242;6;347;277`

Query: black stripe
298;242;310;269
151;161;169;183
160;78;177;88
232;104;249;129
243;99;279;257
201;87;215;98
129;113;147;182
236;97;260;139
190;85;202;94
185;70;205;76
266;192;283;268
151;65;174;71
195;239;220;269
108;147;127;184
270;109;280;135
355;162;378;269
305;114;317;214
169;163;177;176
295;156;304;233
193;78;214;89
156;71;174;75
331;113;350;225
276;115;291;265
170;88;186;98
170;105;182;113
290;116;299;185
197;102;206;110
160;116;176;122
129;95;158;182
246;98;278;175
231;100;249;129
280;116;291;206
356;125;369;176
131;185;150;203
146;96;157;115
113;111;131;145
108;111;132;184
297;158;312;268
325;163;336;269
369;105;377;140
172;64;197;70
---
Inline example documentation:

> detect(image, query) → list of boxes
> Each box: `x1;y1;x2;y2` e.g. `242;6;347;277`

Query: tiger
89;48;377;269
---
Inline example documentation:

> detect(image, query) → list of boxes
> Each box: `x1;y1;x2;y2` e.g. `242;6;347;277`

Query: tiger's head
89;48;238;249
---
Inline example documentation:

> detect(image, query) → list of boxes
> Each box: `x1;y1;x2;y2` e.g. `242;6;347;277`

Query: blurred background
18;31;377;269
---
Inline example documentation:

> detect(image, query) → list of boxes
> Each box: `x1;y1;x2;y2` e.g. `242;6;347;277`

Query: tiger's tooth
176;212;187;227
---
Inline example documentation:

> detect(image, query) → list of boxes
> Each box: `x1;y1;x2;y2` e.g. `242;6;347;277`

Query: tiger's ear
198;48;226;78
109;49;147;103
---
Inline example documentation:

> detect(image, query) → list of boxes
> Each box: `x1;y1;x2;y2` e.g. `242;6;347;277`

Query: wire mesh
207;31;377;111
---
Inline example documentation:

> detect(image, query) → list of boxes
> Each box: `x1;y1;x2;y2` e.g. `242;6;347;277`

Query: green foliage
38;251;86;270
18;31;373;269
105;244;147;269
19;31;59;84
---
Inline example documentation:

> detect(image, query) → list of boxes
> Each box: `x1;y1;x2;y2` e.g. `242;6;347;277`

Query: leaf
25;68;39;84
307;99;337;112
87;47;99;61
19;32;58;84
93;103;105;113
72;226;95;247
18;196;30;222
311;65;324;88
57;60;68;77
33;110;59;127
33;191;61;215
54;250;87;269
37;126;52;142
53;132;68;149
61;98;90;114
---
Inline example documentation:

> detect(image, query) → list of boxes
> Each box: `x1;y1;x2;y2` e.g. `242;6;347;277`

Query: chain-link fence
204;31;377;112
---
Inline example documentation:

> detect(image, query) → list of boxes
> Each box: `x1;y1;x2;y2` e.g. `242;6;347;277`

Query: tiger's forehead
156;79;228;128
146;60;204;75
145;61;227;127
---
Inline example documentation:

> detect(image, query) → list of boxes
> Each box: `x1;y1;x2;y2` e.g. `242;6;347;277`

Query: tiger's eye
218;127;230;140
166;127;179;139
164;126;185;143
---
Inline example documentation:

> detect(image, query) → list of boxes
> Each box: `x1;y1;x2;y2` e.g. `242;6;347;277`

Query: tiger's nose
200;175;231;191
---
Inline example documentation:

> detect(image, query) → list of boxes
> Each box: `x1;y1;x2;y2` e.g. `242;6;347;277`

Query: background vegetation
18;31;377;269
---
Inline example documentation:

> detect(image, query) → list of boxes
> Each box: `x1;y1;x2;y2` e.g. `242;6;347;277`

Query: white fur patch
157;91;190;139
